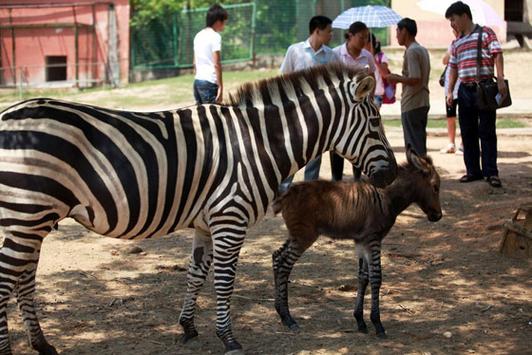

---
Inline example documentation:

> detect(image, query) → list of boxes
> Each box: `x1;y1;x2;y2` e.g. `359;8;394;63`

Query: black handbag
475;26;511;110
439;66;446;87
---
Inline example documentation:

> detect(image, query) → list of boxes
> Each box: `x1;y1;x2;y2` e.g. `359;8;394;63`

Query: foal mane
225;62;366;108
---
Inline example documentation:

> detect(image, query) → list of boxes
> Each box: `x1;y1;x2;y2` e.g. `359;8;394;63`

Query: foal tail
272;193;286;215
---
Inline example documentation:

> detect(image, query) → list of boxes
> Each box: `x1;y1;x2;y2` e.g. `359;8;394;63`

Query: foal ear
406;145;430;175
353;75;375;101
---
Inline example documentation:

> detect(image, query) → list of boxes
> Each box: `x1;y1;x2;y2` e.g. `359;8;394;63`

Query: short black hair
206;4;228;27
397;17;417;37
309;15;332;34
344;21;368;40
445;1;473;20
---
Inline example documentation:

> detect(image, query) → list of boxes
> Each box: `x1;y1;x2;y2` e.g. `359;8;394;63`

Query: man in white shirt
193;4;228;104
278;15;339;193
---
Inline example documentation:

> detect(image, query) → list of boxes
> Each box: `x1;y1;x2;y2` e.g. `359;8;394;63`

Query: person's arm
213;50;223;103
386;73;420;86
280;46;294;74
446;66;457;106
494;52;507;97
442;52;450;65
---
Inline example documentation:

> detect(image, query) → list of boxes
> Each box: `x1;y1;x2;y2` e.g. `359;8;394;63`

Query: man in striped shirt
445;1;507;188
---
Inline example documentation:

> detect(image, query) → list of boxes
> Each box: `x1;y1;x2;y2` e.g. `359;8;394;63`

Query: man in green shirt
387;18;430;155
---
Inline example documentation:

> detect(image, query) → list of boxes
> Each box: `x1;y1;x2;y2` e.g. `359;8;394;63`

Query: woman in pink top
333;22;376;75
367;33;391;109
331;22;376;182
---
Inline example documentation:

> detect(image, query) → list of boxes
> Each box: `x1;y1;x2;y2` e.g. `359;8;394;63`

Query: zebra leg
211;230;246;354
0;252;16;355
273;235;315;331
0;232;56;355
367;241;386;338
353;256;369;334
15;257;57;355
179;229;213;344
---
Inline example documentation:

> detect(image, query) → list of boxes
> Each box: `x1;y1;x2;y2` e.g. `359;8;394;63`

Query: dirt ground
6;126;532;355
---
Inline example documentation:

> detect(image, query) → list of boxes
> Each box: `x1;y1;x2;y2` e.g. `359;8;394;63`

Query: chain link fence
130;0;390;75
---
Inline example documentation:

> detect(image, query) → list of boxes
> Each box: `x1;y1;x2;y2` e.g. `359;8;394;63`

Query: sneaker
455;144;464;155
440;143;455;154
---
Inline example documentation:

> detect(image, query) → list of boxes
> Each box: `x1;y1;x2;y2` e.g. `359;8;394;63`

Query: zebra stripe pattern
0;62;396;354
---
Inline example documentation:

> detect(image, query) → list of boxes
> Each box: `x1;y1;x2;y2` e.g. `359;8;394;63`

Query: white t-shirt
194;27;221;84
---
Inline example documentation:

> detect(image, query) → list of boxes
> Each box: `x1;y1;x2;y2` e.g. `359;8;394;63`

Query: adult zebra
0;62;396;354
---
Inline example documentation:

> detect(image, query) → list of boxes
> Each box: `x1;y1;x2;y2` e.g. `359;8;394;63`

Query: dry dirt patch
6;128;532;355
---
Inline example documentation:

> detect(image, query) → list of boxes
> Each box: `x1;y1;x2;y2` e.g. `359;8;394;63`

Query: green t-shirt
401;42;430;113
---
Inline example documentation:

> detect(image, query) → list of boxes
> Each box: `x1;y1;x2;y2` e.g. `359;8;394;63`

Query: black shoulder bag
475;26;511;110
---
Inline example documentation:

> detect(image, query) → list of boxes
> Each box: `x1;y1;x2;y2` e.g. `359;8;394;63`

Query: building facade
0;0;130;88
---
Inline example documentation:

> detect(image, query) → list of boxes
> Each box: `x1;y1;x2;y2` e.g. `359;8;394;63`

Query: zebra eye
369;117;380;127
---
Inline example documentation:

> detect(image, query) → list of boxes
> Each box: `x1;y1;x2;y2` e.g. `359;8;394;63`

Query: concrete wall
0;0;129;86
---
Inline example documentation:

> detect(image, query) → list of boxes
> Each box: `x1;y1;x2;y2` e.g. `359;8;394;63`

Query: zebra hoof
181;329;199;344
223;340;243;355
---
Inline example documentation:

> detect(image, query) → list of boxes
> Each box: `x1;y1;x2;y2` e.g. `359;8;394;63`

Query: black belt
462;82;477;88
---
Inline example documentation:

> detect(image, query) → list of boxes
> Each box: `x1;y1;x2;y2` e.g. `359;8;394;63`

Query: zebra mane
225;62;366;108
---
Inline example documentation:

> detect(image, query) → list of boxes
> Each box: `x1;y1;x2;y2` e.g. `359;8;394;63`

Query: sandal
459;174;483;183
486;176;502;188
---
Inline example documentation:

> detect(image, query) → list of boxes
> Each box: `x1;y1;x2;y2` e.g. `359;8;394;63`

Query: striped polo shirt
449;25;502;84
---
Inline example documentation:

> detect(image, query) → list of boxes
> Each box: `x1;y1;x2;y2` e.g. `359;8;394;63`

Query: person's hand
215;86;223;103
386;74;400;84
446;94;454;107
497;79;507;99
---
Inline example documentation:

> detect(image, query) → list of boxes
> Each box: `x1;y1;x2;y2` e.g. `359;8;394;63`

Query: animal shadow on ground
6;163;532;355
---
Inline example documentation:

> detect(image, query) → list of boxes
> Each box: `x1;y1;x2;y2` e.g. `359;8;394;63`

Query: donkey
272;147;442;337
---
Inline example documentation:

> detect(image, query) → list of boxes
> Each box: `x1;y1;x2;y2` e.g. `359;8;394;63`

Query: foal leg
367;240;386;337
353;254;369;334
179;229;213;344
273;234;317;331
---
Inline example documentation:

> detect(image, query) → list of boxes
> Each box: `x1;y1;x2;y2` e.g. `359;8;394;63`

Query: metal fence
130;0;390;73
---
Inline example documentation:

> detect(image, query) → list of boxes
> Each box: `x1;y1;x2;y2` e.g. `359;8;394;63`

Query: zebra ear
353;75;375;100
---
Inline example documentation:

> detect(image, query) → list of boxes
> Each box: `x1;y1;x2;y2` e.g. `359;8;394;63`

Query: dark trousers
330;152;358;181
278;156;322;193
457;84;498;177
400;106;429;156
193;79;218;104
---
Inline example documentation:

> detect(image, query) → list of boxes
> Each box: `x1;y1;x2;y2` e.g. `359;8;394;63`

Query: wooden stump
499;203;532;259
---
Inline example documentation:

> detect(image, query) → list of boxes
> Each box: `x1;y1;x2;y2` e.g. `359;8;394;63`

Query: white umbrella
332;5;403;29
417;0;505;29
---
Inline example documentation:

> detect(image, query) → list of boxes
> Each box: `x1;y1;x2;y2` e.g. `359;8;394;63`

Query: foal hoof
38;346;58;355
358;325;368;334
376;331;387;339
35;341;58;355
288;322;300;332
